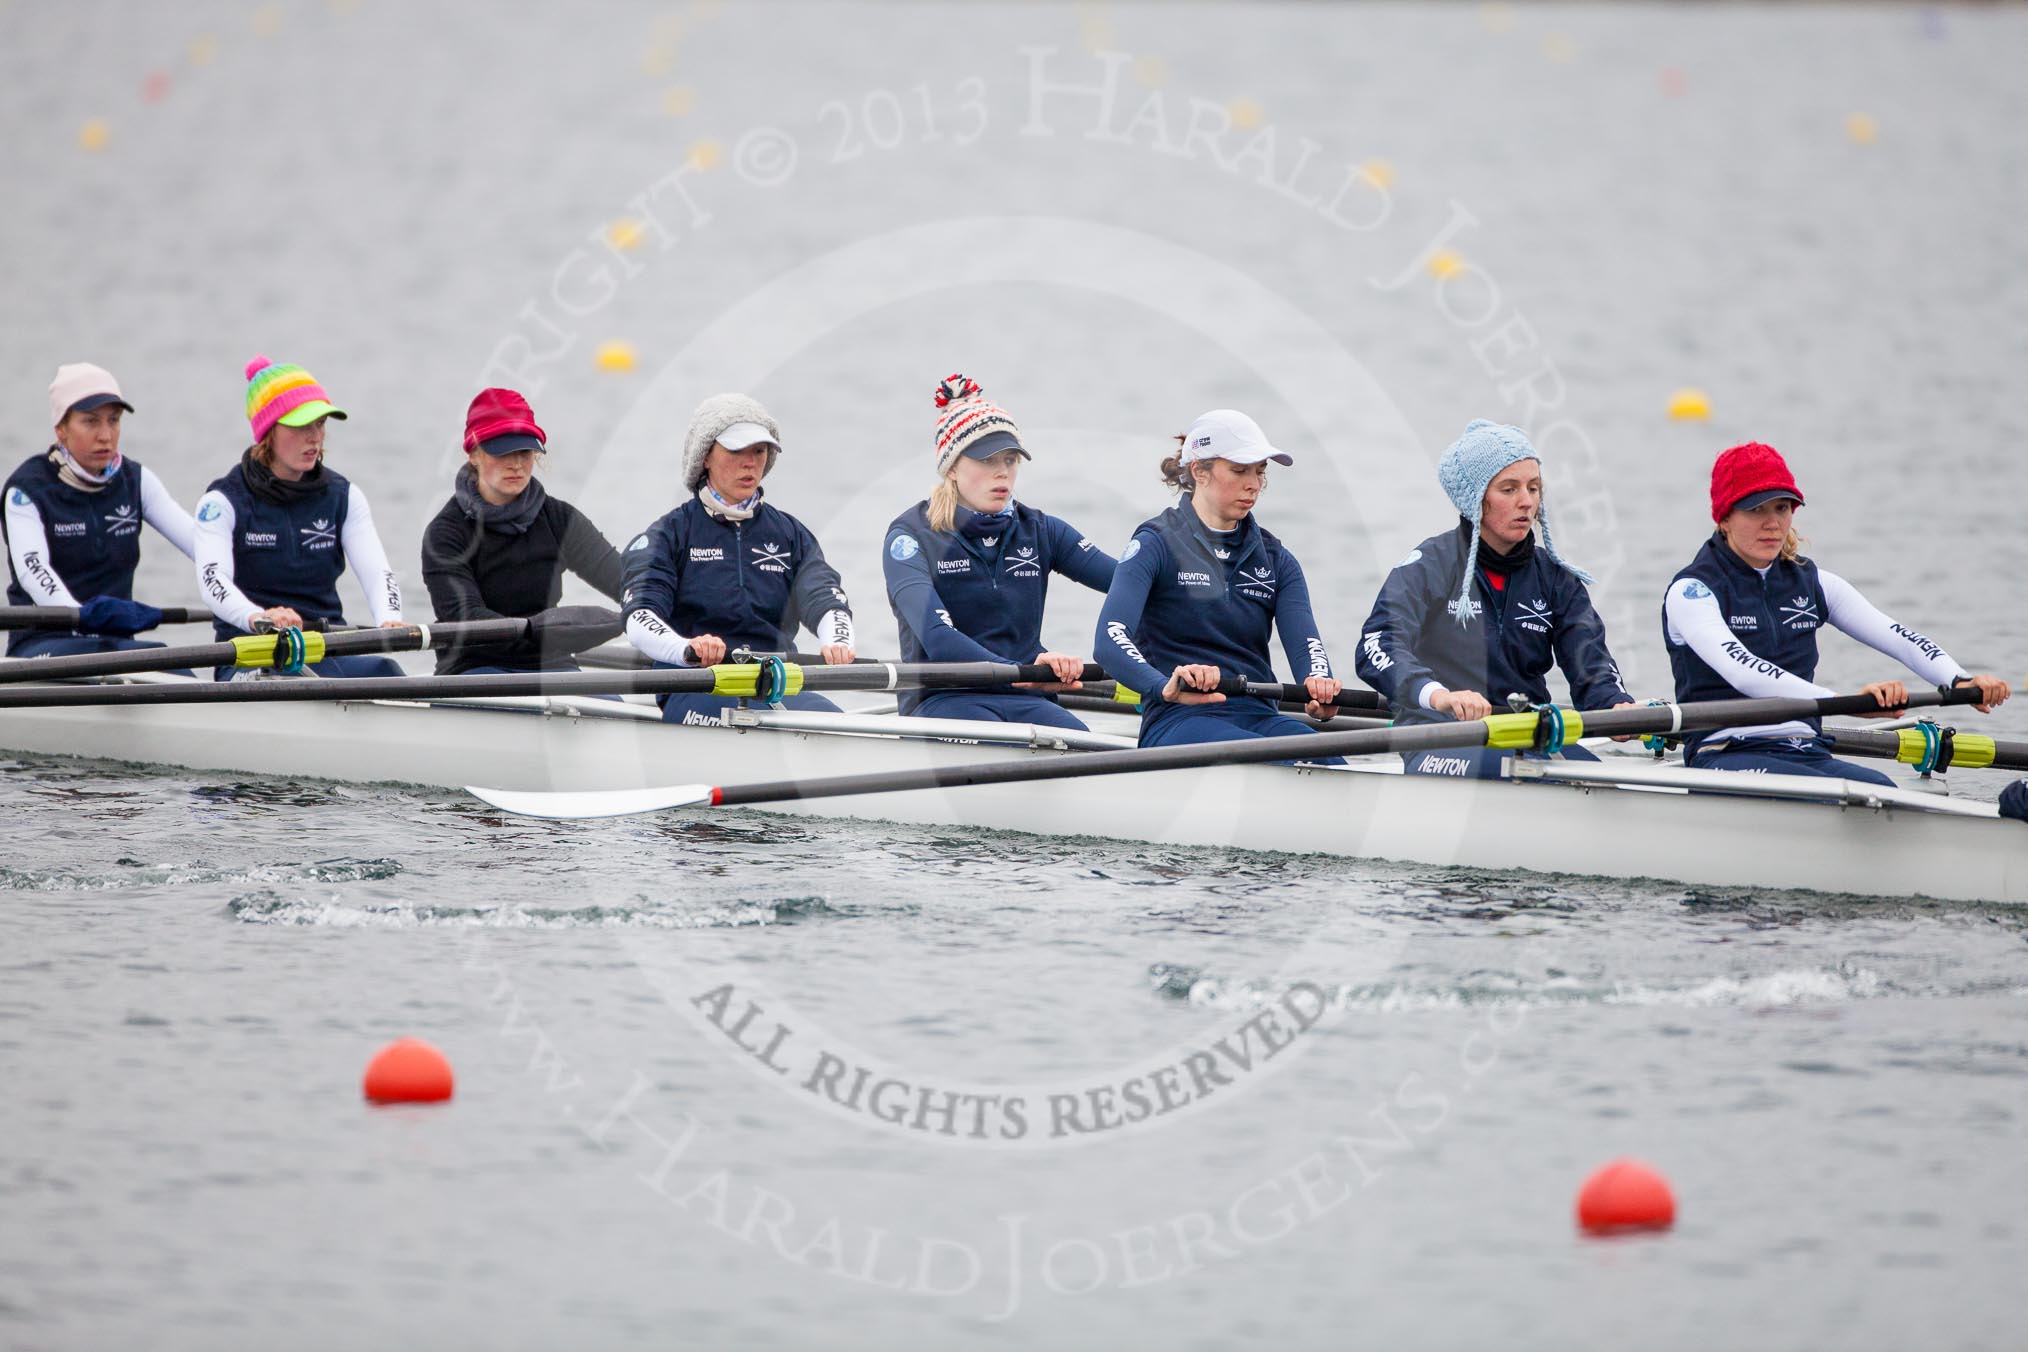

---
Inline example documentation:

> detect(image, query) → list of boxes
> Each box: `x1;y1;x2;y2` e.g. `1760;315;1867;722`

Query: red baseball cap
463;387;546;454
1710;441;1804;523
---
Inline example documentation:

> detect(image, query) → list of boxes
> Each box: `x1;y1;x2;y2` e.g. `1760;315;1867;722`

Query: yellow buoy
1846;112;1878;145
1544;33;1576;62
1228;97;1265;131
1132;55;1166;88
641;47;673;77
188;34;218;66
686;139;721;171
78;119;109;152
605;219;647;251
1667;387;1712;421
660;85;695;116
1427;249;1465;280
1360;159;1396;190
252;4;281;37
1480;2;1514;32
595;341;637;373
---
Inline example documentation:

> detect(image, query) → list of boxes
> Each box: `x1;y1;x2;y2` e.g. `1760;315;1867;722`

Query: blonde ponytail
928;477;959;534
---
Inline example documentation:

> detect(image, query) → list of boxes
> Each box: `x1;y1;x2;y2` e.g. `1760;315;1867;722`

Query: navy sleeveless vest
201;461;353;639
1664;533;1828;756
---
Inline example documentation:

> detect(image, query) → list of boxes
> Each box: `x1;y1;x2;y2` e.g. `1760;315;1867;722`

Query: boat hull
2;695;2022;903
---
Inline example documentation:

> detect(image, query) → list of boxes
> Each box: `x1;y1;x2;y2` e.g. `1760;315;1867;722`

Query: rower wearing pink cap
1662;441;2009;783
420;388;624;675
192;356;407;679
4;363;195;658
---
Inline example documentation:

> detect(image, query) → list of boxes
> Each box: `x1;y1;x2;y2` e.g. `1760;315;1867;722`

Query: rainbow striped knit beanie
245;355;347;441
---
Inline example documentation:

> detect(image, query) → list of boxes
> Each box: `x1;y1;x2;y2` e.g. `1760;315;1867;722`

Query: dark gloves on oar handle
525;606;625;664
77;596;163;637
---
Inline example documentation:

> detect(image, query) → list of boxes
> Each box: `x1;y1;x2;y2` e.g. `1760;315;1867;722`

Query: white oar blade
465;782;714;819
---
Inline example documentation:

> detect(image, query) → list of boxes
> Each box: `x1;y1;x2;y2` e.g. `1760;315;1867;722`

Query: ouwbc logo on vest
1779;595;1820;628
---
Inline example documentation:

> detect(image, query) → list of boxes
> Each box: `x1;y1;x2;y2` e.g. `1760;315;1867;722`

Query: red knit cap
463;387;545;451
1709;441;1804;522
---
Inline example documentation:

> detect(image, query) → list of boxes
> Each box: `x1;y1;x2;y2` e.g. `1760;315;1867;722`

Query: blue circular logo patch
888;534;920;561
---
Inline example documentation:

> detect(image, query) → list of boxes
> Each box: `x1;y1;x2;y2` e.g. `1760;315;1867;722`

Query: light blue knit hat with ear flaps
1436;419;1592;626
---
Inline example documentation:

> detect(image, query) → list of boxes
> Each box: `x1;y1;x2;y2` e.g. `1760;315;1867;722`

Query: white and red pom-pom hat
933;374;1028;477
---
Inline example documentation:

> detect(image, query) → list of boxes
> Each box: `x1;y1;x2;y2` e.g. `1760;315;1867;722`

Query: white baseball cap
49;362;134;429
716;421;781;452
1179;409;1291;467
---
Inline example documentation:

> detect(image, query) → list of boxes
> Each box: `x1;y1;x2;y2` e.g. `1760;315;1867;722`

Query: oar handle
0;605;212;630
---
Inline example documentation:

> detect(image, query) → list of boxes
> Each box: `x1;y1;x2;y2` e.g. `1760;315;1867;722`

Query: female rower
5;363;194;657
1356;419;1633;777
881;375;1116;730
421;388;624;675
193;357;406;679
1094;409;1340;748
1662;441;2010;784
622;393;857;724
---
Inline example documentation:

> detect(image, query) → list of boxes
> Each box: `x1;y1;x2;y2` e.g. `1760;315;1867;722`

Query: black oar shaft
1823;726;2028;773
600;645;1394;714
706;687;1986;808
0;656;1391;711
0;618;530;685
0;658;1144;707
0;605;211;629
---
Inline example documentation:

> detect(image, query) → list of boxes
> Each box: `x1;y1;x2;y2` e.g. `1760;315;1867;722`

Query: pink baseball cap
49;363;134;429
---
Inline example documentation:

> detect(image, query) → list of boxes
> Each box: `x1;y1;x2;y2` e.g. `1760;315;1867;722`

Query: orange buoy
363;1037;454;1104
1576;1157;1675;1234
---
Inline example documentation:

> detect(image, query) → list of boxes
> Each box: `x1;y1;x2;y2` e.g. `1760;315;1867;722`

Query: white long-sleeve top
4;466;196;606
193;483;402;631
1663;566;1967;744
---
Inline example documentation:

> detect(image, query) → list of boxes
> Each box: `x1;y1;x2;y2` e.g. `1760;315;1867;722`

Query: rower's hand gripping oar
466;686;1994;821
0;617;532;685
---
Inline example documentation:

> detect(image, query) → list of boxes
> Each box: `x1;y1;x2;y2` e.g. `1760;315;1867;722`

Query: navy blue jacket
1356;520;1630;726
1095;499;1333;739
621;497;850;654
882;500;1116;713
200;462;354;640
4;451;147;652
1664;533;1829;757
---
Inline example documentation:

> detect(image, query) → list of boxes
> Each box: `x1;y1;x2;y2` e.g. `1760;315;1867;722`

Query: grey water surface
3;3;2027;1349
